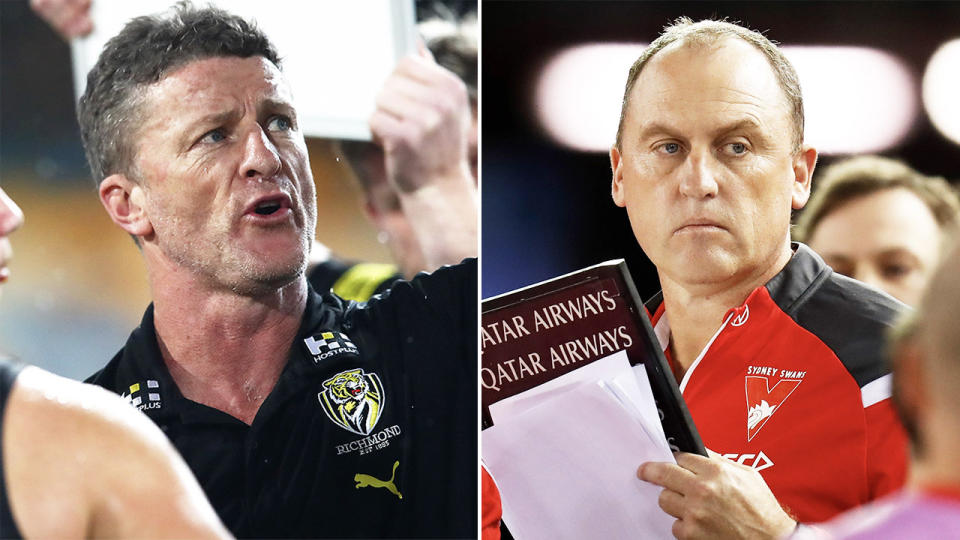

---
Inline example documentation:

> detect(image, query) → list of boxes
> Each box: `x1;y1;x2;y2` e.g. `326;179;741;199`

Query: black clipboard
481;260;705;455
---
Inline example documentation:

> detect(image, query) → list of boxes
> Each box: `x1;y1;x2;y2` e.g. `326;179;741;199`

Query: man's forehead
628;37;789;125
640;37;776;91
145;55;294;111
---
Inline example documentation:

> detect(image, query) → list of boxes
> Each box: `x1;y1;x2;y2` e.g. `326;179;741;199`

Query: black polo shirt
87;259;477;538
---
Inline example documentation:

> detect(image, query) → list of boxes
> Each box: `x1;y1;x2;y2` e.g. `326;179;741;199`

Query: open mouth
245;194;292;219
254;201;283;216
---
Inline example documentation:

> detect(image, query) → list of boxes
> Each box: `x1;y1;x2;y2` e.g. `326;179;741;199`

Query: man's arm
30;0;93;40
638;451;796;540
4;366;229;539
370;47;478;268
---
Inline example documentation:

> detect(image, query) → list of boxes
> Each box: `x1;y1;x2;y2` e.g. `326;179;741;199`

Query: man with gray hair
80;4;477;538
609;17;907;538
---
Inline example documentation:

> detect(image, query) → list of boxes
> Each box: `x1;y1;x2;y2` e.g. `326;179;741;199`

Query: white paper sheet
71;0;416;140
489;351;632;423
609;365;672;456
483;353;677;540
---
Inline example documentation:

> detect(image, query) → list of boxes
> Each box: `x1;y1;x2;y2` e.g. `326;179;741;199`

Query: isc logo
721;451;774;472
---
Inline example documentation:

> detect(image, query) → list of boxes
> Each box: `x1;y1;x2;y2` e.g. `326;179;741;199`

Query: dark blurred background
482;1;960;300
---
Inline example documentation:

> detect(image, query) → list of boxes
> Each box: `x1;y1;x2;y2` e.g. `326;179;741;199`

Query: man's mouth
680;223;723;230
254;200;283;216
676;219;726;234
245;194;293;219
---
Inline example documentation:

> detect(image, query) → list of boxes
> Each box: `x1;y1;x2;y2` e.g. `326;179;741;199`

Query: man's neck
150;267;308;425
661;244;794;376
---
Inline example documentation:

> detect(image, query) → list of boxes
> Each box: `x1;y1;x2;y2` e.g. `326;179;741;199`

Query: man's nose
678;151;719;199
240;126;282;180
0;188;24;238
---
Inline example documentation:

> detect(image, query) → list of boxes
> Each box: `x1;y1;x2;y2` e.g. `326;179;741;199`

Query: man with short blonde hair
795;155;960;306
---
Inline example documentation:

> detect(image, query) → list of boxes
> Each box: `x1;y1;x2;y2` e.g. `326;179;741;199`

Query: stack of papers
483;351;677;539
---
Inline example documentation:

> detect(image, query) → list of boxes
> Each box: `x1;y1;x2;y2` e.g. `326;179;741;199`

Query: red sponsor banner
482;260;705;456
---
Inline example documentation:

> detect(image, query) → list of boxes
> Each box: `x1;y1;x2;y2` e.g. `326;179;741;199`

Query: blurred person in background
29;0;92;40
794;241;960;538
0;187;229;539
309;9;478;299
0;189;22;299
79;4;476;537
794;155;960;306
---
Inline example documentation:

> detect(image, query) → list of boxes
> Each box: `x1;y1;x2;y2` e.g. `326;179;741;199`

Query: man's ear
99;174;153;238
791;146;818;210
611;146;627;208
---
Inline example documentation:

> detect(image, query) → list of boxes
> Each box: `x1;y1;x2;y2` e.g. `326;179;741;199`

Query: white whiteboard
70;0;416;141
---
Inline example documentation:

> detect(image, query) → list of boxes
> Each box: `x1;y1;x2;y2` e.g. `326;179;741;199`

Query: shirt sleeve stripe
862;373;893;408
653;315;671;352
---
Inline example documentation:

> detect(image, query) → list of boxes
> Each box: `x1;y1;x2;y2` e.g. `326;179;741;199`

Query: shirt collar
115;284;347;426
114;303;186;424
647;242;830;338
764;242;832;316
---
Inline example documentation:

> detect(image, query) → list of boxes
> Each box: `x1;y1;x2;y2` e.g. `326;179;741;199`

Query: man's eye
200;129;226;144
726;142;747;155
659;142;680;155
882;264;912;280
268;116;293;132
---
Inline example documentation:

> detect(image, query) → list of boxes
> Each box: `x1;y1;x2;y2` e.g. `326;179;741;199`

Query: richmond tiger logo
319;368;385;435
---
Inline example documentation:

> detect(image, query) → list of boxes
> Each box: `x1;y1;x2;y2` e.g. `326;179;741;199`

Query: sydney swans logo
745;375;802;441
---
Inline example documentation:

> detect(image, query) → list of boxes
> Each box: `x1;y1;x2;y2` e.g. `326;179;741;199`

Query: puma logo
354;460;402;499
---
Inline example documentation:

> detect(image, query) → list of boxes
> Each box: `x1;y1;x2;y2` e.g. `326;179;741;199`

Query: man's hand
369;45;473;193
638;451;796;540
367;45;478;268
31;0;93;40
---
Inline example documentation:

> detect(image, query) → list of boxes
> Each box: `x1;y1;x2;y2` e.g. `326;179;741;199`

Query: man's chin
230;269;304;296
226;254;308;295
243;227;307;251
658;248;742;286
